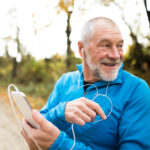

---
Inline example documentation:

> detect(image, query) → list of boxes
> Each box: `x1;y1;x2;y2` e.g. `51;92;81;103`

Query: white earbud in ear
82;49;84;58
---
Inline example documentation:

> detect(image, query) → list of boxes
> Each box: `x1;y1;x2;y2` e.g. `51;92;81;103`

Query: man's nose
108;46;120;59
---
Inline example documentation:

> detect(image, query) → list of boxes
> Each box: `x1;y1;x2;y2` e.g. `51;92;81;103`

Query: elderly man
22;17;150;150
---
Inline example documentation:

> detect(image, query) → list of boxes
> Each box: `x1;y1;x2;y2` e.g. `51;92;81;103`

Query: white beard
85;51;122;81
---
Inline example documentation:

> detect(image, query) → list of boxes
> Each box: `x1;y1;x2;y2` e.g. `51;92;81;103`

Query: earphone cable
8;84;42;150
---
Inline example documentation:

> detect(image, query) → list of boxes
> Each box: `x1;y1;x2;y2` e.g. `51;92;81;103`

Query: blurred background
0;0;150;149
0;0;150;109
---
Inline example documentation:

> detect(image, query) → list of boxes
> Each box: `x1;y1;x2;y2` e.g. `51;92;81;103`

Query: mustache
100;58;122;64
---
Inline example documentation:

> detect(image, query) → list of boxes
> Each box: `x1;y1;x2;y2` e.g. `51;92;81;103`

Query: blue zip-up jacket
40;64;150;150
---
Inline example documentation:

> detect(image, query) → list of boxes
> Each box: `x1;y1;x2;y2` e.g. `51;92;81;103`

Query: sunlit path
0;98;29;150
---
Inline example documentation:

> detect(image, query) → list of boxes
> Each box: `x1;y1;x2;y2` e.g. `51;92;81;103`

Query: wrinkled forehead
94;20;121;34
92;21;123;40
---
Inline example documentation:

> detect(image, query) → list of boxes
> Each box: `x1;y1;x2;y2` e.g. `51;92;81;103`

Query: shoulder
57;70;80;86
121;70;150;105
121;70;149;89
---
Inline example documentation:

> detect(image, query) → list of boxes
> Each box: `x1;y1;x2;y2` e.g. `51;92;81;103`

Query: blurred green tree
1;6;27;79
57;0;76;69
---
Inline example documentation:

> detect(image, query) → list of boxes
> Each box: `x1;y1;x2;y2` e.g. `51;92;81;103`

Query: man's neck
83;64;101;83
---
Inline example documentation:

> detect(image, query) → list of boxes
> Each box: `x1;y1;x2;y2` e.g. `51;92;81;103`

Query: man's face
84;23;124;81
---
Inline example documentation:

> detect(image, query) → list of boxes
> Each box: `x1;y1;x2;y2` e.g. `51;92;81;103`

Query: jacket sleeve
118;81;150;149
49;131;93;150
40;75;71;131
41;76;92;149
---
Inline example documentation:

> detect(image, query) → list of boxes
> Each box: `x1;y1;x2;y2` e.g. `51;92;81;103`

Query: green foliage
124;43;150;70
18;58;46;83
0;57;13;81
0;53;82;99
0;41;150;102
66;48;82;71
124;42;150;86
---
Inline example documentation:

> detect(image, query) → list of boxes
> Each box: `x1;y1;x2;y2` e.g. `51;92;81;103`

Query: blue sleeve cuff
48;130;92;150
41;101;67;123
48;131;64;150
54;101;67;122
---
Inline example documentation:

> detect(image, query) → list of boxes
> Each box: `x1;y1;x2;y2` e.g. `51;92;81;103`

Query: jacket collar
76;63;123;88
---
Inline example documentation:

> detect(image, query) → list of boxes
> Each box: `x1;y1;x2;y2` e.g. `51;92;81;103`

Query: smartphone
11;91;40;129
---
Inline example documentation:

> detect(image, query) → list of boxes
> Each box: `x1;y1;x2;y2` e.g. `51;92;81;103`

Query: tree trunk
66;10;74;67
12;57;17;78
144;0;150;26
11;27;21;78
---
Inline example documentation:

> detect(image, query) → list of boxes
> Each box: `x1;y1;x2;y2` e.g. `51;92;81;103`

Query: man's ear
78;41;84;57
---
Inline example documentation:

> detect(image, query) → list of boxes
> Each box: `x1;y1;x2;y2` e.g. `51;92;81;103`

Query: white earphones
82;49;84;58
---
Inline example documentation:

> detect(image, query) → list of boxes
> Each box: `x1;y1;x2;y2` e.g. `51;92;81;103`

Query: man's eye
117;44;123;48
101;44;110;47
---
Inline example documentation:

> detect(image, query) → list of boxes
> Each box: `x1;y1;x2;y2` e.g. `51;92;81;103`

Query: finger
22;119;41;150
76;109;92;123
32;109;50;128
81;105;97;121
21;120;35;146
21;119;29;137
72;115;86;126
32;109;60;136
22;119;36;138
85;100;106;120
21;126;27;138
21;128;31;143
21;127;37;150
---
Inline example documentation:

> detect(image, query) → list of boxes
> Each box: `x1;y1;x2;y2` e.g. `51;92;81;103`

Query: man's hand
21;110;60;150
65;97;106;126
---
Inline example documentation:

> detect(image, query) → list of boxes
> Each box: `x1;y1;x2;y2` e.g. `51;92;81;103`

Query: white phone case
11;91;40;129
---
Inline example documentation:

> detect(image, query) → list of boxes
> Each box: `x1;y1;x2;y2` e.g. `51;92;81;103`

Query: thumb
32;109;49;128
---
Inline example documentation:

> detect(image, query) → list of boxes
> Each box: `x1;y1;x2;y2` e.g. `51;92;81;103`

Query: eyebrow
98;39;124;44
118;40;124;44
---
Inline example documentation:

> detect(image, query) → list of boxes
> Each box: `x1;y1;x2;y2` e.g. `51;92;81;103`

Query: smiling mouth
102;63;117;66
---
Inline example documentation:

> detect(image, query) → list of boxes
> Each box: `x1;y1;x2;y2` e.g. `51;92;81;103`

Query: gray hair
80;17;118;46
